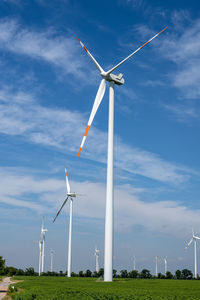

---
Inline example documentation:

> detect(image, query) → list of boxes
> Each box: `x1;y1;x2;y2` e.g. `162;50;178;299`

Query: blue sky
1;0;200;275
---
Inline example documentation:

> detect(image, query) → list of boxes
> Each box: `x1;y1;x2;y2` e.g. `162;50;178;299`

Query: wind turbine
164;257;167;275
133;255;136;270
77;28;166;282
38;238;42;276
53;167;76;278
41;218;48;274
185;229;200;279
155;256;158;277
50;249;54;273
94;248;100;273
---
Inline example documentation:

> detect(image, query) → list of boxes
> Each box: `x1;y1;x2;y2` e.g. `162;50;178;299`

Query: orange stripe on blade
83;46;88;52
140;40;150;49
84;125;90;137
159;27;167;34
77;147;82;158
77;37;80;42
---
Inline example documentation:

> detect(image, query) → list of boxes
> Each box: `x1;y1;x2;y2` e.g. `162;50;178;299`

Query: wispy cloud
141;80;165;87
163;104;199;122
0;167;199;238
126;0;145;9
0;87;196;184
0;167;65;212
159;15;200;99
0;18;91;81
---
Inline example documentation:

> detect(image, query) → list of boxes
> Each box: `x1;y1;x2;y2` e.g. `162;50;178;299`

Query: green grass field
10;276;200;300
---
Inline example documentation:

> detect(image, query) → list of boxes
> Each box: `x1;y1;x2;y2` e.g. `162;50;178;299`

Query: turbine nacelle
101;72;124;86
67;192;76;198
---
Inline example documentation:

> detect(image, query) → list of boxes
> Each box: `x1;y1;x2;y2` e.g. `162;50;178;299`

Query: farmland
10;276;200;299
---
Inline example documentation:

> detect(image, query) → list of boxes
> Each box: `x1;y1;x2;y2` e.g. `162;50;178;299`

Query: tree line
0;256;196;279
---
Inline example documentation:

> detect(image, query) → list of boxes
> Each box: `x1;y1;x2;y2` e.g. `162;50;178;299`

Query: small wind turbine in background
94;248;100;273
53;167;77;278
164;257;167;275
185;229;200;279
41;218;48;274
77;27;166;282
38;217;48;275
133;255;136;270
50;249;54;273
155;256;158;277
38;237;42;276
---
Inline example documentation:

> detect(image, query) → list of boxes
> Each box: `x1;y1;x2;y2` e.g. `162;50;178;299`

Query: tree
120;269;128;278
71;272;77;277
85;269;92;277
165;271;173;279
175;270;181;279
113;269;117;278
93;271;98;277
140;269;152;279
98;268;104;277
79;270;84;277
181;269;193;280
25;267;35;276
16;269;25;276
157;272;165;279
59;270;64;276
0;256;5;275
5;266;17;276
129;270;138;278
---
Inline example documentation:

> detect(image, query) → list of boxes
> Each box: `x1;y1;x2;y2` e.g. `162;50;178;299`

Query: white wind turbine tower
38;237;42;276
41;218;48;274
50;249;54;273
185;229;200;279
155;256;158;277
164;257;167;275
95;248;100;273
133;255;136;270
77;28;166;282
53;167;76;278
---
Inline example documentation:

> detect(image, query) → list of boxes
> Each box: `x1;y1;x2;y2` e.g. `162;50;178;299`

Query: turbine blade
105;27;167;75
185;238;193;250
65;167;71;194
77;37;105;74
53;196;69;223
77;79;106;158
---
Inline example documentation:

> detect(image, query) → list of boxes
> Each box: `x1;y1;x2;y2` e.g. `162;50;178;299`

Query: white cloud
0;18;91;81
163;104;199;122
0;87;195;184
0;167;199;238
159;17;200;99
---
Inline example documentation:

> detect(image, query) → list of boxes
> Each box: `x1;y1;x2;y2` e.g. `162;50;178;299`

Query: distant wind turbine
53;167;76;278
38;238;42;276
50;249;54;273
95;248;100;273
133;255;136;270
185;229;200;279
164;257;167;275
38;217;48;275
155;256;158;277
77;28;166;282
